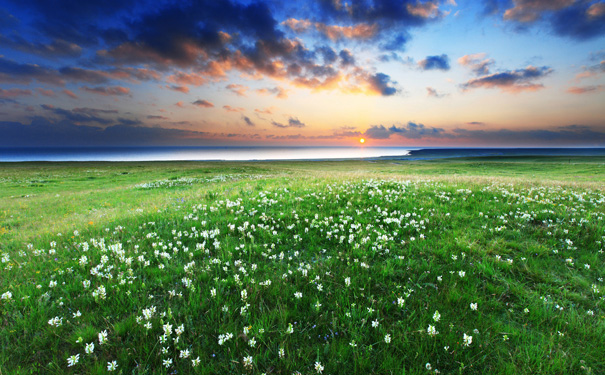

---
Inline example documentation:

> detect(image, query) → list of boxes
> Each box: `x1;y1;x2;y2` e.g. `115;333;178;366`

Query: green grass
0;158;604;374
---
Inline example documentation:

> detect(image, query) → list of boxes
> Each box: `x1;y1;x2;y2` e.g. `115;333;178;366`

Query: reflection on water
0;147;412;162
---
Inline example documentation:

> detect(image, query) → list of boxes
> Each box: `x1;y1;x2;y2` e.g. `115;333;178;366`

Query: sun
359;138;365;144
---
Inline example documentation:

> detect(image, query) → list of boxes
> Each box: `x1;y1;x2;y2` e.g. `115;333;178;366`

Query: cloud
167;72;208;87
360;121;605;145
451;125;605;145
40;104;115;125
0;88;33;100
339;49;355;67
0;35;82;58
256;86;288;98
365;122;448;139
192;99;214;108
175;101;185;108
460;66;552;93
283;18;378;40
242;116;255;126
489;0;605;40
272;117;306;128
0;117;223;147
418;54;450;71
37;88;56;97
81;85;130;96
458;53;494;75
166;85;190;93
255;107;274;115
575;60;605;80
366;72;398;96
566;85;604;94
147;115;169;120
62;89;79;99
426;87;448;98
0;57;128;86
503;0;574;23
226;83;248;97
72;107;118;115
223;105;245;112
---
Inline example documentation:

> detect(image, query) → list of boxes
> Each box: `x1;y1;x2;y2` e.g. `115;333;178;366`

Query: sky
0;0;604;148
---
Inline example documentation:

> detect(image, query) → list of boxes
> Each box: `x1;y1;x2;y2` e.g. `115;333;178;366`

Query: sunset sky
1;0;604;147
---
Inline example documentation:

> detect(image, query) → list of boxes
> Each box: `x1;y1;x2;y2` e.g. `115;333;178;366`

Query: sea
0;147;604;162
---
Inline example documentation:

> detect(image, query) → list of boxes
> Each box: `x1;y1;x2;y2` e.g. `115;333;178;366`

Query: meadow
0;157;604;374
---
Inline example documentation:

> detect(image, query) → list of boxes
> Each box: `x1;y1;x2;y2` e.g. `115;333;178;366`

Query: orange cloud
283;18;378;40
62;89;78;99
406;1;441;18
566;85;604;94
0;88;32;99
37;88;56;97
223;105;245;112
166;85;190;93
587;3;605;17
503;0;574;22
226;83;248;97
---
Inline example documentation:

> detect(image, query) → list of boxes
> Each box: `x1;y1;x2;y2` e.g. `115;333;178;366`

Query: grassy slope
0;157;604;374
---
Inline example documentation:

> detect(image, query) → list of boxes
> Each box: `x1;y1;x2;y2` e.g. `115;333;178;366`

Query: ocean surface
0;147;604;162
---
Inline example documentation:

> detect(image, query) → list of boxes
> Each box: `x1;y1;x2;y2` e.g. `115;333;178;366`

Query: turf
0;157;603;374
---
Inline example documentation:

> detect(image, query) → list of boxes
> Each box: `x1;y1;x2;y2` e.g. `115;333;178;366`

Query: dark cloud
365;122;447;139
81;86;130;96
367;73;398;96
381;33;409;51
0;117;220;147
3;0;138;47
90;1;410;96
272;117;306;128
147;115;169;120
488;0;605;41
418;54;450;71
460;66;552;93
40;104;114;125
0;9;20;31
317;46;338;64
72;107;118;114
0;57;134;86
243;116;255;126
0;57;65;85
192;99;214;108
452;125;605;145
317;0;442;25
0;35;82;58
339;49;356;67
466;121;485;126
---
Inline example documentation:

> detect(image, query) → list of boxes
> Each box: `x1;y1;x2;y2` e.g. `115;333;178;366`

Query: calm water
0;147;604;162
0;147;413;162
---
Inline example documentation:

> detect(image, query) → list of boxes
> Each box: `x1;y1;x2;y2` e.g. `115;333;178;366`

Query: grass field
1;157;604;374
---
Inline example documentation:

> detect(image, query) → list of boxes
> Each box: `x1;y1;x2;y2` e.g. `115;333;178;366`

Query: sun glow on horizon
359;138;365;144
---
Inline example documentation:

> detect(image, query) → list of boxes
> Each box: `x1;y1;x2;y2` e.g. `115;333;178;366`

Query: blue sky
1;0;604;147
